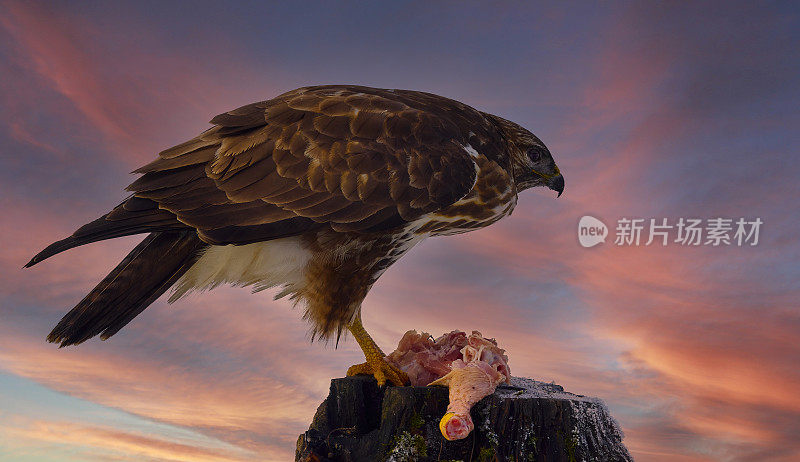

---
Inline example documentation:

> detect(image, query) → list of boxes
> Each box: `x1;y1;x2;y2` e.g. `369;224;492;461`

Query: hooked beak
549;173;564;197
532;165;564;197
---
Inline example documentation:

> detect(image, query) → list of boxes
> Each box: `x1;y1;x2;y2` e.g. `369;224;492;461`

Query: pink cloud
2;417;257;462
1;2;797;462
0;297;329;460
0;0;276;169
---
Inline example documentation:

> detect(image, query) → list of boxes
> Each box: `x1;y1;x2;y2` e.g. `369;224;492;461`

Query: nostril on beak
549;174;564;197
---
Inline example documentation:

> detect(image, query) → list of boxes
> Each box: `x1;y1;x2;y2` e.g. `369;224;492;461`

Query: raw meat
385;330;511;440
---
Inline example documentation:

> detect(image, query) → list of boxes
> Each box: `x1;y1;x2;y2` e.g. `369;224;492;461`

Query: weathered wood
296;375;632;462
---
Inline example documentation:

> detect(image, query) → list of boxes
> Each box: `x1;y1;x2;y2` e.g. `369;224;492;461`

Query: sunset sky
1;1;798;461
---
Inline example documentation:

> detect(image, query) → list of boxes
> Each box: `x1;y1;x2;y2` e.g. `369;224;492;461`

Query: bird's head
485;113;564;197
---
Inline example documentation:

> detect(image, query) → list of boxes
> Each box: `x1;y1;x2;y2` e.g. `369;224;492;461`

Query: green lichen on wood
557;430;579;462
409;411;424;433
477;446;496;462
566;435;578;462
524;432;539;461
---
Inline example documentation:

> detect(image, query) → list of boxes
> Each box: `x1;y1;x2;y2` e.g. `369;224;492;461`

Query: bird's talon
347;358;408;386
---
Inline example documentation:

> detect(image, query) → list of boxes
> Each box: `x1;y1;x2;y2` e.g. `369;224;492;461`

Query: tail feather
47;230;208;347
24;197;183;268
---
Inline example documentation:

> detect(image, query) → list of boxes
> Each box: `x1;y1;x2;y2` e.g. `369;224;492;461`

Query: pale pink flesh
441;413;474;440
432;363;503;440
385;330;511;440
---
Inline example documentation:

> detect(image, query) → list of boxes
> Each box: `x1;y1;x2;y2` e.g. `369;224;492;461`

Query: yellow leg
346;314;409;386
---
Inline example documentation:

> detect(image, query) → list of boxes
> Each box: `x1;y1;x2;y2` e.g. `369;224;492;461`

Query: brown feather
267;186;318;205
339;170;360;201
158;137;214;159
277;191;332;210
197;217;320;245
264;103;305;126
306;160;327;192
209;102;266;129
177;201;294;228
224;172;295;202
323;202;384;223
350;111;384;139
286;93;322;111
384;114;413;140
318;98;352;116
132;146;216;174
294;196;353;219
329;207;400;232
46;231;207;347
127;165;207;193
215;157;277;193
313;115;350;138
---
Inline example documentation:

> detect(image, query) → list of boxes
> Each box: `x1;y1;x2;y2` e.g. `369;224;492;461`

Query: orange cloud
3;417;257;462
1;2;798;462
0;292;349;460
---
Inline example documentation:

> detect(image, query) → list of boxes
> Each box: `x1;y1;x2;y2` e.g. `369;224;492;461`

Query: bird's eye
528;148;542;163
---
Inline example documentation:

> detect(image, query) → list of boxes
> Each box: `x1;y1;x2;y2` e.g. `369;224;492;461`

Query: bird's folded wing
127;86;483;244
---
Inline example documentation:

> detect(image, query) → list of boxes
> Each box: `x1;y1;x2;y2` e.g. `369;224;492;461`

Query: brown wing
127;86;487;245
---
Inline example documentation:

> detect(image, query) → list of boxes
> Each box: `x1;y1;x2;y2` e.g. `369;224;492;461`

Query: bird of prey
25;85;563;386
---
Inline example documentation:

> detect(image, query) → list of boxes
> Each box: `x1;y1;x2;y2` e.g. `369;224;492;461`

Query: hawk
25;85;564;386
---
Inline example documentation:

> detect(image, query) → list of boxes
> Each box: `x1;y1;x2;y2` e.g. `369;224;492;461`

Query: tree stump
296;375;632;462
